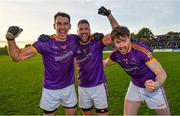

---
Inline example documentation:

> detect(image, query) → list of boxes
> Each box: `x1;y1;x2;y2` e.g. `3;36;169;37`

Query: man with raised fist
103;24;170;115
74;6;119;116
37;6;119;116
6;12;79;115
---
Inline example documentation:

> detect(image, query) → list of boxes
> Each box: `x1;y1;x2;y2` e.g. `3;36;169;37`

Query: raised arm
145;59;167;92
98;6;119;30
6;26;36;62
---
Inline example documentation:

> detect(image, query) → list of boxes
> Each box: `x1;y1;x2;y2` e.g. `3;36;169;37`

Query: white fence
103;49;180;53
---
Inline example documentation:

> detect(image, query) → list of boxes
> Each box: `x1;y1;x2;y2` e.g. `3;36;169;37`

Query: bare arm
98;6;119;45
98;6;120;30
107;13;120;30
7;40;36;62
6;26;37;62
145;59;167;92
103;57;115;67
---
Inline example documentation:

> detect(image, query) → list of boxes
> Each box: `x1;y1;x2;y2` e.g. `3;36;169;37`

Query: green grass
0;53;180;115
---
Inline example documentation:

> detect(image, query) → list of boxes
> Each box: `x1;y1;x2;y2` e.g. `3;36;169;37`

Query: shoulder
110;50;119;57
68;34;80;39
90;39;105;48
67;34;80;43
109;50;120;61
131;42;153;59
131;42;151;54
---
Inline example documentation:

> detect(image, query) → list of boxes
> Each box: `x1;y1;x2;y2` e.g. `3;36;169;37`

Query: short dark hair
54;12;70;23
111;26;130;41
77;19;90;26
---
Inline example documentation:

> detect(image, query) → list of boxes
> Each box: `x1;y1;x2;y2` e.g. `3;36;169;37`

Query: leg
79;86;93;115
155;107;170;115
124;82;143;115
93;84;109;116
61;84;78;115
43;109;56;116
124;99;142;115
143;87;170;115
64;107;77;116
44;112;56;116
97;112;108;116
40;88;60;116
82;107;94;116
96;108;108;116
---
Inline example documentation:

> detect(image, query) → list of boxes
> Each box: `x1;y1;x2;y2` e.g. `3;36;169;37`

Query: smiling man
6;12;79;115
74;6;119;115
103;26;170;115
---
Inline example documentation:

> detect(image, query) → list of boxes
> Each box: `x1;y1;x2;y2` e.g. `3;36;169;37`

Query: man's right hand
38;34;49;42
6;26;23;40
98;6;111;17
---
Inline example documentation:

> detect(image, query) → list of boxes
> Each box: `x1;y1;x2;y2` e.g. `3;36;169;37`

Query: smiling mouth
81;33;88;38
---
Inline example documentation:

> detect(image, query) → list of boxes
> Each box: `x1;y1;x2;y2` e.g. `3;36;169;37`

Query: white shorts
78;83;108;110
40;84;77;111
125;82;169;109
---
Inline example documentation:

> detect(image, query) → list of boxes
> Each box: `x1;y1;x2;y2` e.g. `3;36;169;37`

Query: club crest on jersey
123;59;128;64
130;58;136;64
77;50;81;54
83;49;87;54
59;45;67;50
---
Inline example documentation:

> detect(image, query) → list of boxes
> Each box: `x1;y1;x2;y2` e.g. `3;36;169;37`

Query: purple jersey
75;40;106;87
32;34;79;90
110;42;156;88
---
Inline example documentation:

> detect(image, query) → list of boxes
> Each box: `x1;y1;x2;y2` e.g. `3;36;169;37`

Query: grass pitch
0;52;180;115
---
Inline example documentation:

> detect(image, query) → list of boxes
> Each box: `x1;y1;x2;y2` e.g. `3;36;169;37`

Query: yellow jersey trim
131;43;150;55
145;58;156;65
31;46;38;53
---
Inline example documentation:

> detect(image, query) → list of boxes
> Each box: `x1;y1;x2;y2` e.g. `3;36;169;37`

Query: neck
54;34;67;41
80;40;90;45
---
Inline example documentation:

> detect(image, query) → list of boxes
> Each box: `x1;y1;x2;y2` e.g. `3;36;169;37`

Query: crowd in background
104;33;180;51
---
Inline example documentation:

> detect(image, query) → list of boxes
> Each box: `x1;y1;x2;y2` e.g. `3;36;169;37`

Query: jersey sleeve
96;40;105;51
109;51;117;62
32;41;46;54
139;47;156;65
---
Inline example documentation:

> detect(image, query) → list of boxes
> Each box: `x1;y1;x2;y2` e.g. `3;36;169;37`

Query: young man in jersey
75;6;119;115
75;20;110;115
6;12;79;115
103;26;170;115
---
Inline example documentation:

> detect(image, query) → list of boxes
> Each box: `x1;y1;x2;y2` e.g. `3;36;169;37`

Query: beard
80;34;90;43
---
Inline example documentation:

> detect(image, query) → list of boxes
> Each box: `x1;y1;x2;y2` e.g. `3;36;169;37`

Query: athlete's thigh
155;107;170;115
61;84;77;108
143;87;169;110
124;99;142;115
78;86;93;109
40;88;61;112
124;82;143;115
125;82;143;101
93;83;108;110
